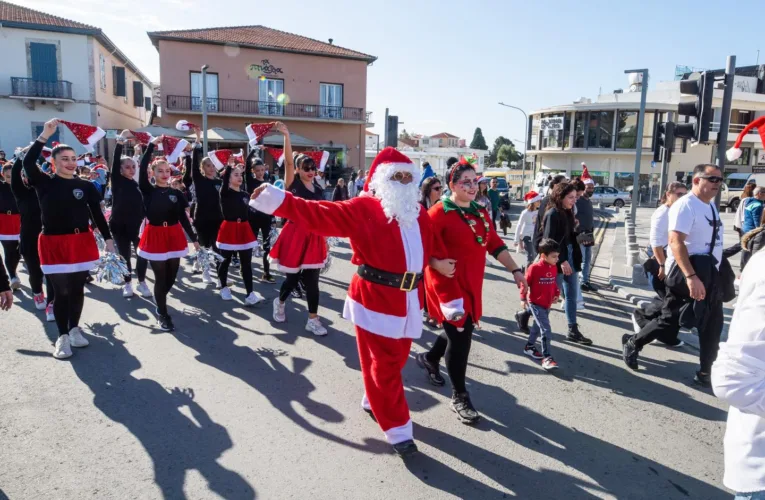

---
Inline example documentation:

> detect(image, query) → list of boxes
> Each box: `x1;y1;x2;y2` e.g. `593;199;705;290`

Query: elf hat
160;136;189;164
176;120;199;132
246;122;276;147
581;163;595;185
365;147;417;192
208;149;235;171
58;120;106;153
727;116;765;161
129;130;153;145
265;147;286;166
301;150;330;172
524;191;543;205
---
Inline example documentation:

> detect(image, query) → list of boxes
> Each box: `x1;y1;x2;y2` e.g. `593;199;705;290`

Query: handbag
576;231;595;247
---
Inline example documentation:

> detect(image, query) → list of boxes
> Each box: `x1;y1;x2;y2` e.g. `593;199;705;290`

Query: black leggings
249;217;272;276
149;258;180;317
19;236;54;300
48;271;89;336
1;240;20;279
194;218;222;250
426;315;475;394
111;222;147;283
279;269;320;314
217;249;253;294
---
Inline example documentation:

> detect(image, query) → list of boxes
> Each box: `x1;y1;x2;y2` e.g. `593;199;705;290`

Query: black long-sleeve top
219;166;252;222
0;256;8;292
10;157;42;236
23;140;111;239
139;143;197;241
332;184;349;202
186;145;222;222
110;142;144;227
0;179;18;215
542;206;582;272
243;164;273;225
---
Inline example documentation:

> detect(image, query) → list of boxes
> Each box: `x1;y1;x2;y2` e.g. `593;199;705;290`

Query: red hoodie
520;260;559;309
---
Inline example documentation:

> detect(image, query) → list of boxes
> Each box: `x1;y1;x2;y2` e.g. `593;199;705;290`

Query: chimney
328;38;334;45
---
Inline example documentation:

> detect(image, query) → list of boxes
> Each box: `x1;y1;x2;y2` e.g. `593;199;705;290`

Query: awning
262;131;317;147
184;127;249;143
131;125;187;138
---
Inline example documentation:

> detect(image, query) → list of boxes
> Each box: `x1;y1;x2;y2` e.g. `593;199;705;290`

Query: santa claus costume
0;162;21;291
250;146;454;456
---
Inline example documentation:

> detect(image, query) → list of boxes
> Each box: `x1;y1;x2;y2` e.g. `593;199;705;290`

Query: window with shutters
144;96;152;111
319;83;343;119
133;81;144;107
112;66;126;97
99;54;106;90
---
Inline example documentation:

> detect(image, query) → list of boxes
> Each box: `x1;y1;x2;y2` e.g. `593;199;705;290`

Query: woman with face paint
24;119;116;359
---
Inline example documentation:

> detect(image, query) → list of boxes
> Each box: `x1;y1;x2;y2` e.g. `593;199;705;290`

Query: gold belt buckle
399;271;417;292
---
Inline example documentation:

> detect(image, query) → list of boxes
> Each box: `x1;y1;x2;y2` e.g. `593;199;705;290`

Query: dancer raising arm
244;149;276;283
24;119;116;359
137;136;200;332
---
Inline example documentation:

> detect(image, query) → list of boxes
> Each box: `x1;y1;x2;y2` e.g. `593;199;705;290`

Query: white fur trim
318;150;330;172
83;127;106;153
383;419;413;445
343;296;423;340
209;151;226;171
41;259;99;275
525;194;543;205
268;258;326;273
439;298;465;321
248;183;286;214
361;393;372;411
727;147;742;162
583;179;595;185
217;241;258;251
137;248;189;261
0;234;20;241
166;139;189;164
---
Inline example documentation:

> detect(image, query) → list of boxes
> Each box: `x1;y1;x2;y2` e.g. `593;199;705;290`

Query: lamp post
498;102;528;195
623;68;648;223
201;64;209;155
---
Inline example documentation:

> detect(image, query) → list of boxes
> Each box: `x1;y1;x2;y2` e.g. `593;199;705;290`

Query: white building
366;146;489;176
0;1;153;156
365;130;379;150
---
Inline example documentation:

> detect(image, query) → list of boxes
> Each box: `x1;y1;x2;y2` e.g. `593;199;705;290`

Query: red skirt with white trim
0;213;21;241
137;223;189;261
38;230;100;274
216;220;257;251
269;221;328;273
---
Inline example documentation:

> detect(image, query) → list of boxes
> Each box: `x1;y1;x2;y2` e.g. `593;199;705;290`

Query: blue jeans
527;303;552;357
556;244;578;326
736;492;765;500
522;236;536;268
580;243;592;283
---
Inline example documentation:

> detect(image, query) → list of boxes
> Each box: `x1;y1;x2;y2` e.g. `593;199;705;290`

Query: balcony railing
11;77;73;100
710;122;756;134
165;95;365;122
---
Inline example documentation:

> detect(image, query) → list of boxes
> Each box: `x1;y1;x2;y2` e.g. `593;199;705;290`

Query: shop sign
247;59;283;79
753;166;765;174
540;116;564;131
756;150;765;165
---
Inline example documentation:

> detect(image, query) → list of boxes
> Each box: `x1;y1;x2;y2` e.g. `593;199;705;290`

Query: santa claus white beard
373;179;421;228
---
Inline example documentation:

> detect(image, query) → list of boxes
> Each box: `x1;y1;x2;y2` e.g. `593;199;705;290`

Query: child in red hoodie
520;238;561;371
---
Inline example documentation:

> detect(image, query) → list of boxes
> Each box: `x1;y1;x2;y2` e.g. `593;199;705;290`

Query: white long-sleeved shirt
514;208;537;244
712;250;765;493
735;196;751;230
649;204;670;249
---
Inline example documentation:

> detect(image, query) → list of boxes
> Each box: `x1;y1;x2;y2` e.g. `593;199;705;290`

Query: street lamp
498;102;528;195
623;68;648;223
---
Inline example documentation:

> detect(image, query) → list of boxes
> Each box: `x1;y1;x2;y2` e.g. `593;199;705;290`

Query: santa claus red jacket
250;184;448;339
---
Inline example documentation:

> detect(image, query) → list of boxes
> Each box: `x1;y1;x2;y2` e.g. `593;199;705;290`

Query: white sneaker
33;292;47;310
10;277;20;290
122;282;134;298
53;334;72;359
202;270;214;284
245;291;265;306
220;287;233;301
136;281;152;297
45;302;55;322
68;327;89;348
305;317;328;336
272;298;286;323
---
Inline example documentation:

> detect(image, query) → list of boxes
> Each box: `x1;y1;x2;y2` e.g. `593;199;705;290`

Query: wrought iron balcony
165;95;366;122
11;77;73;100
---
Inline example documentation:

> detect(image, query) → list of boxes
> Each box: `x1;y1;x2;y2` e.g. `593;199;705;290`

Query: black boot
567;324;593;345
451;392;481;425
515;310;531;334
622;333;639;370
392;439;418;458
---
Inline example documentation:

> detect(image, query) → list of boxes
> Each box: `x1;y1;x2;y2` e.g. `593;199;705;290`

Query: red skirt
216;220;257;251
0;213;20;240
138;223;189;261
39;230;100;274
269;221;328;273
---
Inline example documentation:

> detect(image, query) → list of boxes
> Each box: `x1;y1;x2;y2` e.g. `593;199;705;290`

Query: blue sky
26;0;765;149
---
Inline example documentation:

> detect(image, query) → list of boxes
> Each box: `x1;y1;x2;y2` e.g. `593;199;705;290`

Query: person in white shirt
514;191;542;267
623;164;725;387
712;248;765;499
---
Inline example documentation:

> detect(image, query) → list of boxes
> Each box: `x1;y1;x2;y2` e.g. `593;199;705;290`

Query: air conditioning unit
715;81;725;89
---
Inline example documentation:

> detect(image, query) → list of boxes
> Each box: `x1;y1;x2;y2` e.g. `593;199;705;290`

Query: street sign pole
625;69;649;222
714;55;736;209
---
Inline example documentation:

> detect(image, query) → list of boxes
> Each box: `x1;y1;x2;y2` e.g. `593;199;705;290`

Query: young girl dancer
138;136;199;331
0;162;21;291
245;149;275;283
24;119;116;359
268;123;328;336
111;130;151;298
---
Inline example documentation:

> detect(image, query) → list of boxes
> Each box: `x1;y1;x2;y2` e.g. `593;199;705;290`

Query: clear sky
24;0;765;150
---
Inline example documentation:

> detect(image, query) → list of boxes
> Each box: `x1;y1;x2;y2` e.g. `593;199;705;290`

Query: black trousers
632;277;680;344
110;221;147;283
279;269;320;314
48;271;89;336
193;218;221;250
249;217;273;276
426;315;475;394
19;231;52;299
1;240;20;279
217;249;253;294
149;258;180;317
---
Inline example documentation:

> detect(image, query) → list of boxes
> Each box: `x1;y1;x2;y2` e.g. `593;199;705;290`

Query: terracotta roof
398;137;417;147
147;25;376;63
365;130;378;136
0;0;96;30
430;132;459;139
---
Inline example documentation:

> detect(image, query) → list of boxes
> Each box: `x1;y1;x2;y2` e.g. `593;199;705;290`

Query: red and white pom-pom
176;120;199;132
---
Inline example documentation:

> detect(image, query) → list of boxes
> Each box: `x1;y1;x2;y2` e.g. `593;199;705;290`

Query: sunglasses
456;179;480;188
301;165;317;172
432;186;442;191
390;172;413;183
699;175;723;183
673;190;687;196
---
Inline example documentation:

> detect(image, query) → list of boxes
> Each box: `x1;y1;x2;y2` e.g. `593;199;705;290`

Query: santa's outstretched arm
250;183;360;239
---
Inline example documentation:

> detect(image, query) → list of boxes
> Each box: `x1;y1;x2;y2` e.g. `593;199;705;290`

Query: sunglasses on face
390;172;413;183
432;185;442;191
699;175;723;184
301;165;317;172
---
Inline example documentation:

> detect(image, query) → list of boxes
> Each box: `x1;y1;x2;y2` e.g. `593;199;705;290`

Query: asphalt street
0;207;730;500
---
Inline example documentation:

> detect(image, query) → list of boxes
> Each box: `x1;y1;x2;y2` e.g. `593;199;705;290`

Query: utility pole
624;69;649;222
383;107;389;151
715;56;736;209
659;111;673;197
498;102;528;195
201;64;209;155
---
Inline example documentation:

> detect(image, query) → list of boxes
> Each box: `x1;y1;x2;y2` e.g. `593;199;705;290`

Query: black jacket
541;206;582;272
332;184;349;202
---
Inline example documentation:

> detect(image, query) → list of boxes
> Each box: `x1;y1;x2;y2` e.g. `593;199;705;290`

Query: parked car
591;186;631;208
721;173;765;210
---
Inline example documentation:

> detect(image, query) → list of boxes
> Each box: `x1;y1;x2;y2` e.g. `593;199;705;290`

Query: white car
591;186;631;208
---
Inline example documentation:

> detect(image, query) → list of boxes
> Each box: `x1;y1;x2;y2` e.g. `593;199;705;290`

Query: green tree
496;143;522;166
490;136;514;164
469;127;488;150
399;129;411;140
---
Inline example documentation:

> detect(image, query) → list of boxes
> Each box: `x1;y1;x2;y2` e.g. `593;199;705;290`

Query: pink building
147;25;376;171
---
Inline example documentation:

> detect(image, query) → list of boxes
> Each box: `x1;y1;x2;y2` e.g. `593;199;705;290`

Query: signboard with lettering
247;59;284;80
540;116;564;131
757;150;765;165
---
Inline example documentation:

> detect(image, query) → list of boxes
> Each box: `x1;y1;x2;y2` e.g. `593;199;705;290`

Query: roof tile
0;0;96;30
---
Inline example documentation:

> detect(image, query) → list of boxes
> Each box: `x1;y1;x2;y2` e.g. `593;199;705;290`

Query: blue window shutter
34;125;59;147
30;43;57;82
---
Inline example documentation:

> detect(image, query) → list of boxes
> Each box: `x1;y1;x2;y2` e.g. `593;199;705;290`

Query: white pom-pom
726;147;742;162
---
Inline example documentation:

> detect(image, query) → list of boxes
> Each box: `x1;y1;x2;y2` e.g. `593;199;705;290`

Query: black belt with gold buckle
357;264;422;292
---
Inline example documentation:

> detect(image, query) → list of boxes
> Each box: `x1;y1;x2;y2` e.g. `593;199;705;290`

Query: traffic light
675;72;714;143
653;121;675;163
385;115;399;148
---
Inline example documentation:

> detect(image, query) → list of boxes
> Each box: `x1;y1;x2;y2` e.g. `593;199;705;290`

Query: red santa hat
246;122;276;147
160;136;189;164
580;163;595;185
301;150;330;172
727;116;765;161
129;130;153;145
175;120;199;132
58;120;106;153
41;146;52;160
524;191;543;205
265;147;286;166
233;149;244;164
208;149;235;171
364;147;417;192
